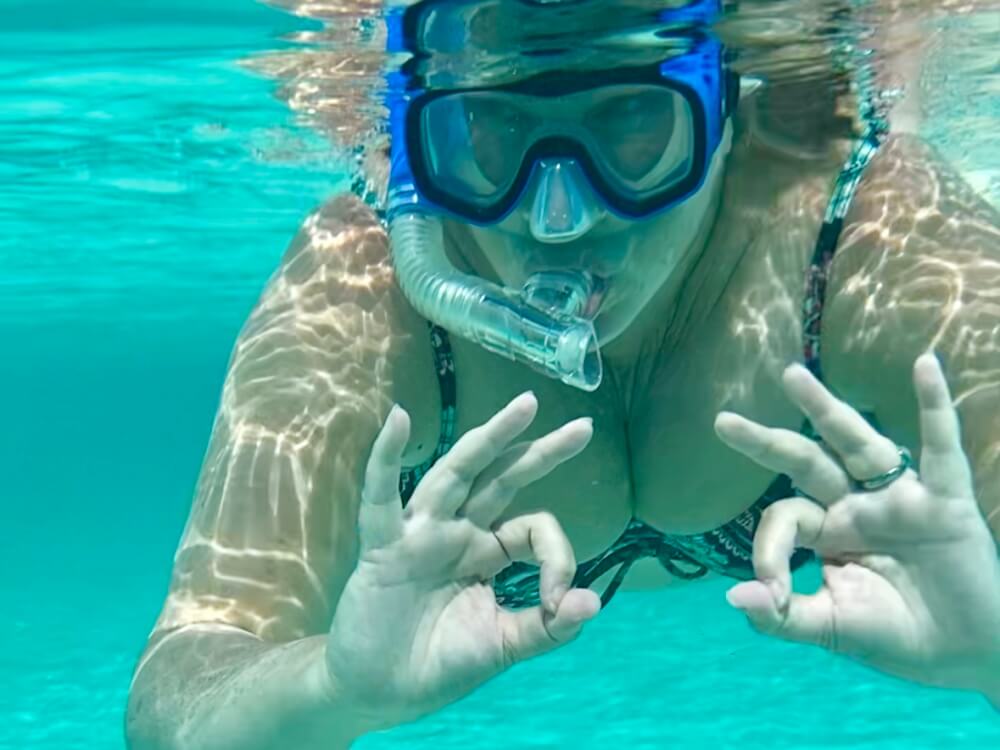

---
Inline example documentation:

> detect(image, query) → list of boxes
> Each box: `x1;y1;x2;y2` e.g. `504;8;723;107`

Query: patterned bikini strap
398;322;458;505
820;5;892;229
801;30;891;380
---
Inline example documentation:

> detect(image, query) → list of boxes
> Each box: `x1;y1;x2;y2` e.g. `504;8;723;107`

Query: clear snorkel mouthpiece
522;269;595;317
389;206;603;391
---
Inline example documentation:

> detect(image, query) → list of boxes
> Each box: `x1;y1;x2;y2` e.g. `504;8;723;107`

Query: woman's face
452;127;731;346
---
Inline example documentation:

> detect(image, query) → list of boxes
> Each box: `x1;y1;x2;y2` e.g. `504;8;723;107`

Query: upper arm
152;195;431;642
822;135;1000;537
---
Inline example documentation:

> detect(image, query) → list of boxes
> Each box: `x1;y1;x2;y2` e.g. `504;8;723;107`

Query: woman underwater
126;1;1000;747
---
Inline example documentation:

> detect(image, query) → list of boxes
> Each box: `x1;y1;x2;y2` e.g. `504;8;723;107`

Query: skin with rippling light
126;7;1000;749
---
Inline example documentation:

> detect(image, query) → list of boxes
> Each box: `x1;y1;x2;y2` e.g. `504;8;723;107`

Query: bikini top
397;129;884;609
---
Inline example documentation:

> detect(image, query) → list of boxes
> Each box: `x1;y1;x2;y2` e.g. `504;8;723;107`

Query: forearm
126;626;367;750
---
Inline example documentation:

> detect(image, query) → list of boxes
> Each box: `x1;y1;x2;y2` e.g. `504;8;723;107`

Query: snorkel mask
385;0;734;391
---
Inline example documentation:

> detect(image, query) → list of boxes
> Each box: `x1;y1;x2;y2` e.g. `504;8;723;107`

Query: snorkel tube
383;6;603;391
388;199;603;391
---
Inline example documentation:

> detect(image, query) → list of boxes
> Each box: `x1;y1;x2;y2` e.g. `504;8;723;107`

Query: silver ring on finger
854;446;913;492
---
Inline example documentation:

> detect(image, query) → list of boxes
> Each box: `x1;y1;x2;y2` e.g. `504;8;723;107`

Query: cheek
466;228;528;281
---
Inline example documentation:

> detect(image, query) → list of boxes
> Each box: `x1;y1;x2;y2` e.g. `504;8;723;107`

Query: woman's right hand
325;392;601;732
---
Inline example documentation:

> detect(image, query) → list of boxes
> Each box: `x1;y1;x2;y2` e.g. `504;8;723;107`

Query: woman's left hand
715;353;1000;704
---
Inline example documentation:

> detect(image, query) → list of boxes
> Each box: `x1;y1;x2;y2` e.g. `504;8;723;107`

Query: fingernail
725;581;757;611
512;390;535;408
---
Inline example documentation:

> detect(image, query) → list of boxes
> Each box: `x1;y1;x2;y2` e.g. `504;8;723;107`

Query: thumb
498;588;601;666
727;580;837;651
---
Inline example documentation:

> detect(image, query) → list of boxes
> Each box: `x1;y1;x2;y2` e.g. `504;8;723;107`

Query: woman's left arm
714;138;1000;706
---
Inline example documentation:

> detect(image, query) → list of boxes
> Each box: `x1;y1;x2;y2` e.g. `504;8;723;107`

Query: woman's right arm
126;196;601;750
125;196;428;749
125;627;357;749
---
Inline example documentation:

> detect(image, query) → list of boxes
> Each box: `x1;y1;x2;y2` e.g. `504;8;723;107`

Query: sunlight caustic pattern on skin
822;136;1000;533
707;131;842;409
155;198;412;642
832;138;1000;381
153;2;1000;641
696;129;1000;537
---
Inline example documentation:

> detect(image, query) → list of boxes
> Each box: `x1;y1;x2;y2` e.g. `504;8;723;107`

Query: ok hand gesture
715;354;1000;704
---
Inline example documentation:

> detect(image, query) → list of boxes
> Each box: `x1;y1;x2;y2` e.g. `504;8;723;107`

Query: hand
326;392;601;732
715;353;1000;701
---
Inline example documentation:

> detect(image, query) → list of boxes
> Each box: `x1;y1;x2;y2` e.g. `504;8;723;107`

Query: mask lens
413;81;700;221
583;87;676;178
584;86;695;197
420;92;533;204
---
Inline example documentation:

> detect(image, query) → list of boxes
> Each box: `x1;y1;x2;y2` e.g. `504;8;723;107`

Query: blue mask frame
385;0;734;223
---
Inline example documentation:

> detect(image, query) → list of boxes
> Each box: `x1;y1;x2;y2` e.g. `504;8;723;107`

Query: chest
398;149;846;565
422;249;813;568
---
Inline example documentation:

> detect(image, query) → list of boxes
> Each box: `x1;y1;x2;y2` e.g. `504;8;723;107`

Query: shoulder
821;134;1000;419
228;194;442;457
154;195;444;640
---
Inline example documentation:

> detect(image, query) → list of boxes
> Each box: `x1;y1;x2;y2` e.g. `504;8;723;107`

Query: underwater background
2;0;999;748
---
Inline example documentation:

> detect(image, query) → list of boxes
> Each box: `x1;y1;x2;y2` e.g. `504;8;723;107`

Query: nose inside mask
529;159;601;242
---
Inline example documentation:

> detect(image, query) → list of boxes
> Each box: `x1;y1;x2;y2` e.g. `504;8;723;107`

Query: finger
358;405;408;553
460;417;593;527
497;588;601;666
782;364;900;482
913;352;974;498
411;391;538;518
491;512;578;615
715;412;850;505
751;497;826;605
726;580;837;651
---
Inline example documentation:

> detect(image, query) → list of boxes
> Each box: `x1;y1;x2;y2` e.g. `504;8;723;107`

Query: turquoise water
2;2;998;749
